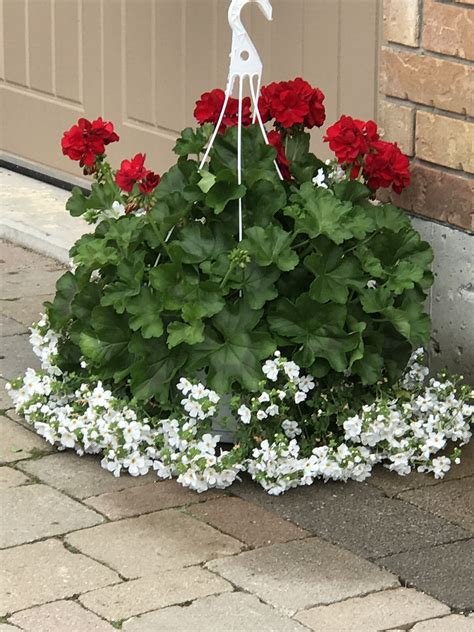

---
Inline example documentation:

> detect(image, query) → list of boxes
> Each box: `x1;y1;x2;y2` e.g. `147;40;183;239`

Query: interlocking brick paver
0;294;53;327
0;379;13;410
233;478;469;559
294;587;450;631
17;452;157;499
0;415;52;463
411;615;474;631
0;466;29;488
1;316;27;336
10;600;116;632
207;537;398;615
379;539;474;610
66;509;243;578
79;566;232;621
1;241;64;299
188;496;309;548
369;441;474;495
0;539;119;615
0;334;40;380
0;484;103;548
122;592;308;632
84;480;220;519
400;477;474;532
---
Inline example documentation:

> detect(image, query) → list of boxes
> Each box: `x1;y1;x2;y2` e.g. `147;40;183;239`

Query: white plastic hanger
199;0;283;242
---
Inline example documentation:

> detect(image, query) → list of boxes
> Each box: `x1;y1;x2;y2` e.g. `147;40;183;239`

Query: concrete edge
0;221;70;265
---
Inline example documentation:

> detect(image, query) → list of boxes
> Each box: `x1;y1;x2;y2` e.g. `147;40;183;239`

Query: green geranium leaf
167;320;205;348
269;295;360;372
304;246;366;304
238;262;280;310
244;179;287;227
79;307;132;381
198;170;217;194
354;244;385;278
169;221;234;264
72;235;120;269
210;125;277;173
190;301;276;392
46;271;79;329
333;180;370;203
125;287;164;339
205;180;246;215
352;348;385;384
173;124;213;157
66;187;89;217
130;340;187;403
101;252;145;314
243;225;299;271
360;287;394;313
285;183;354;244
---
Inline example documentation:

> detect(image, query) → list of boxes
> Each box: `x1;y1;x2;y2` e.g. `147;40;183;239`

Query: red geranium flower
305;88;326;129
194;88;251;132
116;153;149;193
258;79;325;130
268;130;291;181
138;171;161;194
61;117;119;168
324;115;375;164
364;141;411;194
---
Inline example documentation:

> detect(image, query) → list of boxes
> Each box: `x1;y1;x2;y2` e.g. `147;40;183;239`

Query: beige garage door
1;0;381;181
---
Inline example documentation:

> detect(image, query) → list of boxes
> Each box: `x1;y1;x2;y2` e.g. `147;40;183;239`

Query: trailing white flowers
5;316;473;495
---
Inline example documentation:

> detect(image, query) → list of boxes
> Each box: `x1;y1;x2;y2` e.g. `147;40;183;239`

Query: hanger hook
228;0;273;30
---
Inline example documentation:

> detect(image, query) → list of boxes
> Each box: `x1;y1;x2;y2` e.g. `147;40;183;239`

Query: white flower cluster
5;323;473;496
28;317;61;376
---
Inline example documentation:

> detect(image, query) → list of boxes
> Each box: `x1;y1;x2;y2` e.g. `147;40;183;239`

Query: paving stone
0;416;52;463
10;600;116;632
294;587;450;631
0;241;64;299
66;509;243;579
17;452;157;499
0;334;39;380
188;496;309;548
1;316;28;336
369;441;474;495
0;466;29;488
122;592;308;632
0;625;20;631
233;477;469;559
207;537;398;615
84;480;221;519
0;378;13;410
399;477;474;532
379;539;474;611
411;615;474;631
79;566;233;621
0;539;119;615
0;484;103;548
0;294;53;327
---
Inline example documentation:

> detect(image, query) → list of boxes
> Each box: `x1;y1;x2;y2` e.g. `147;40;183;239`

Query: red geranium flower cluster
115;153;161;194
324;115;410;193
194;89;252;132
61;117;119;168
259;78;326;129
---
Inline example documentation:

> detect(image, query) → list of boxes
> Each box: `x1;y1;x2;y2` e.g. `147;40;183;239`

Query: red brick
383;0;420;47
384;162;474;231
381;47;473;116
378;100;415;155
423;0;474;61
416;111;474;173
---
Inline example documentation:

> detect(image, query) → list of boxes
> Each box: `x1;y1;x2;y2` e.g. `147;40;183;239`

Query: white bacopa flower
283;361;300;381
258;392;271;403
262;359;279;381
312;168;328;189
295;391;307;404
191;384;208;400
256;410;268;421
366;279;377;290
282;419;301;439
197;433;219;455
266;404;280;417
297;375;315;393
237;404;252;424
177;378;193;395
431;456;451;479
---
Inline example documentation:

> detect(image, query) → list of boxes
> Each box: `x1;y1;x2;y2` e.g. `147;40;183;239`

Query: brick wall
379;0;473;232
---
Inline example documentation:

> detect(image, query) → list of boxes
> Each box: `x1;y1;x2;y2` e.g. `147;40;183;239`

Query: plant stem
220;262;236;289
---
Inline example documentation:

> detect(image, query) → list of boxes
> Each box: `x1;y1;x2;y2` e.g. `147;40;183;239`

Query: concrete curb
0;221;71;265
